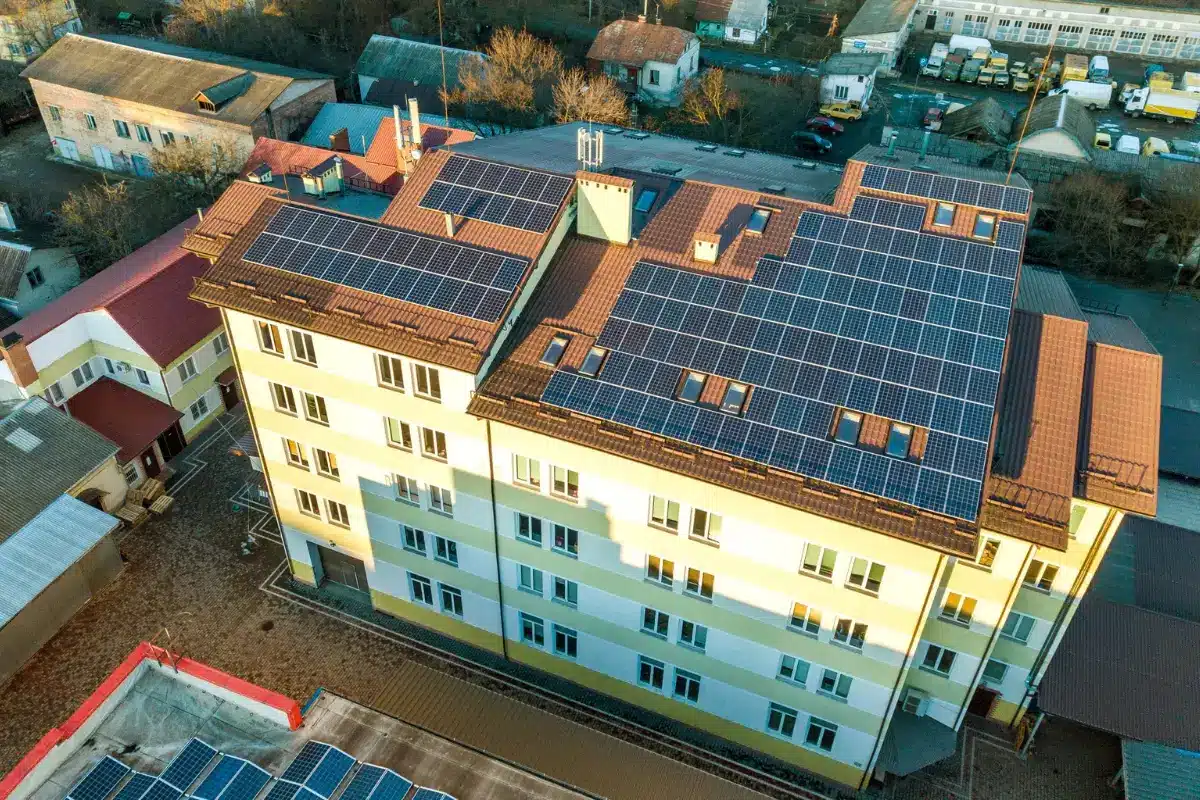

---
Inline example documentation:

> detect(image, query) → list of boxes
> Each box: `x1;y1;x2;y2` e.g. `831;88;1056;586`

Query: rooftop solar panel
369;773;413;800
262;782;301;800
860;164;1032;218
220;762;271;800
418;154;572;234
113;774;155;800
161;740;218;793
68;757;130;800
242;207;529;324
304;749;353;799
191;759;242;800
141;781;181;800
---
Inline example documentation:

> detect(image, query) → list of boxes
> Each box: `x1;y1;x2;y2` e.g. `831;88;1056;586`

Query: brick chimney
1;332;39;388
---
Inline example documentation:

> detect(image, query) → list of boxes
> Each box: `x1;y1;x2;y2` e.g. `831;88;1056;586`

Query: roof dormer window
746;208;771;235
972;213;997;241
886;423;913;458
678;371;706;404
934;202;955;227
541;333;570;367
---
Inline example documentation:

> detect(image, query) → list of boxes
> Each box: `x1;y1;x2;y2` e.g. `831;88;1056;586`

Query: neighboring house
20;33;335;176
301;102;480;156
355;34;484;110
0;218;236;486
1011;94;1095;161
694;0;770;45
840;0;919;73
185;123;1160;793
0;239;80;322
0;396;126;685
819;52;882;111
0;0;82;64
940;98;1013;145
586;16;700;106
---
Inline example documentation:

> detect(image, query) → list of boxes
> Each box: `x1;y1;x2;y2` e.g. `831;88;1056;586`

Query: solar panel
418;154;571;233
242;207;529;324
865;164;1032;218
304;749;353;798
141;781;181;800
540;165;1026;522
113;774;155;800
221;762;271;800
280;743;328;784
368;773;413;800
262;782;301;800
409;791;450;800
161;740;218;792
338;766;412;800
68;757;130;800
191;758;241;800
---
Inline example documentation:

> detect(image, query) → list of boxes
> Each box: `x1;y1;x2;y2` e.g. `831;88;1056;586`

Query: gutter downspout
484;418;510;660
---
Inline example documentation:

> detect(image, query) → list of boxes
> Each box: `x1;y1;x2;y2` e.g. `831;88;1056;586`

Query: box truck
1050;80;1113;110
1088;55;1110;84
949;34;991;53
1183;72;1200;94
1063;54;1089;84
1125;87;1200;123
941;53;965;81
923;43;949;77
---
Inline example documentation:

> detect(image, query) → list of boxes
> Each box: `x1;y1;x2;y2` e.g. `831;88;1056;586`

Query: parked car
923;107;945;131
1009;61;1027;77
818;102;863;121
793;131;833;153
994;71;1010;88
1116;134;1140;155
1093;132;1112;150
805;116;845;135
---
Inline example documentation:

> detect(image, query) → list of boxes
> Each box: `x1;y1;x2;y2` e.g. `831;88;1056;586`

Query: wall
0;0;81;64
160;328;233;440
8;248;80;317
841;29;908;72
264;80;337;143
820;72;877;109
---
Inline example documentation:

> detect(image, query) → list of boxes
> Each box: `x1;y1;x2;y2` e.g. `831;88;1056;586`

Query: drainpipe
484;419;510;660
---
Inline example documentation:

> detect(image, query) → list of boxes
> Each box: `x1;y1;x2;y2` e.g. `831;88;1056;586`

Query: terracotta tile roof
586;18;697;67
183;181;283;260
363;117;476;169
241;137;400;193
66;378;182;463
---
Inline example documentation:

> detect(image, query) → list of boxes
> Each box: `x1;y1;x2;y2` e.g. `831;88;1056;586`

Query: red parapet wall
0;643;302;800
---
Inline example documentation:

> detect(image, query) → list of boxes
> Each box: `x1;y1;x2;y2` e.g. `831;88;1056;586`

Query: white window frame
551;465;579;501
303;392;328;425
402;525;427;556
1023;559;1058;593
420;427;448;461
413;363;441;401
385;417;413;451
438;583;463;617
552;575;578;607
393;474;418;505
789;602;821;636
649;495;680;532
520;612;545;647
777;654;810;687
326;500;350;528
982;658;1009;686
1000;610;1036;644
428;485;453;516
689;508;721;545
135;368;150;386
804;717;837;752
638;655;665;690
845;556;885;594
684;568;714;600
817;668;852;701
516;513;543;546
921;644;957;677
646;555;674;588
71;361;94;387
271;383;297;415
513;454;541;489
940;592;976;625
551;523;578;557
766;702;799;739
290;330;317;366
434;535;458;566
518;564;543;595
314;448;339;480
212;332;229;356
641;607;670;638
976;537;1000;569
672;668;701;704
678;619;707;652
258;321;284;355
188;396;209;421
296;489;320;518
409;572;434;605
376;353;405;391
832;617;868;651
176;356;197;383
800;543;837;580
552;623;578;659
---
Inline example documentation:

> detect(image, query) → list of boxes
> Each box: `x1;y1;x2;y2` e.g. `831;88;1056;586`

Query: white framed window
516;513;543;546
188;396;209;421
552;523;578;557
428;485;453;516
71;362;94;387
160;130;176;146
513;454;541;489
834;85;849;100
520;612;545;647
290;330;317;365
122;462;139;485
420;427;447;461
409;572;434;605
403;525;427;555
766;703;798;739
1000;610;1036;644
212;332;229;356
135;368;150;386
551;465;578;501
804;718;837;752
176;357;197;383
972;213;997;241
846;557;885;594
434;535;458;566
689;508;721;545
540;334;570;367
135;123;152;143
518;564;543;595
271;383;297;415
413;364;441;401
940;592;976;625
258;321;283;355
982;658;1009;686
933;203;956;228
1056;24;1082;47
684;568;714;600
46;381;64;403
646;555;674;588
789;602;821;636
801;543;837;579
552;623;577;658
326;500;350;528
393;474;418;505
376;353;405;390
678;620;707;652
296;489;320;517
777;654;810;687
921;644;957;677
385;417;412;450
552;576;578;607
833;618;868;650
976;537;1000;569
648;68;661;86
649;496;680;531
672;668;701;703
314;448;339;479
439;583;463;617
641;607;669;638
818;668;852;701
303;392;329;425
638;655;665;690
1023;560;1058;593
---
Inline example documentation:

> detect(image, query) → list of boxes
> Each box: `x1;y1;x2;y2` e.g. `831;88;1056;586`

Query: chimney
333;155;344;182
0;332;38;389
693;232;720;264
639;0;647;22
0;202;15;231
444;212;457;238
407;97;422;155
575;171;633;245
886;131;898;158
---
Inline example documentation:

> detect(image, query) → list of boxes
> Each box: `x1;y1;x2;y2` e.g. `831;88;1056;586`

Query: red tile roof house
0;218;237;485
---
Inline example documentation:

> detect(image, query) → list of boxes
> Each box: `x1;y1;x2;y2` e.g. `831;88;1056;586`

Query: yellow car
818;103;864;121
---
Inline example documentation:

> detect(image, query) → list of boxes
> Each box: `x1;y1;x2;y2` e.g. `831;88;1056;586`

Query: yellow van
1142;137;1170;157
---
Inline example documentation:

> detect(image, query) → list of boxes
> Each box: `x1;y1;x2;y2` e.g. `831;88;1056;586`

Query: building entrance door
140;447;160;479
925;11;937;30
56;137;79;161
968;686;1000;718
317;546;369;593
221;380;241;410
156;422;186;461
92;145;114;170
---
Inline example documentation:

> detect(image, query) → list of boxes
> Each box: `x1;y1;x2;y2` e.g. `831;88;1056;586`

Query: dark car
793;131;833;154
805;116;845;136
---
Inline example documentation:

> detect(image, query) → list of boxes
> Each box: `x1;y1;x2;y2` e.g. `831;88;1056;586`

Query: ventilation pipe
886;131;898;158
919;129;931;162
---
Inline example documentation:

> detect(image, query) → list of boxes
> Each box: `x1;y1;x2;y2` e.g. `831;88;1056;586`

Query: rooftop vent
695;144;718;152
6;427;41;453
759;184;786;195
723;149;746;158
627;132;650;140
794;161;817;170
604;127;625;135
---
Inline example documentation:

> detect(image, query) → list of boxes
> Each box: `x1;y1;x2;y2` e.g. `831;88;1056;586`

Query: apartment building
187;126;1160;791
0;0;81;64
0;219;236;484
20;33;334;175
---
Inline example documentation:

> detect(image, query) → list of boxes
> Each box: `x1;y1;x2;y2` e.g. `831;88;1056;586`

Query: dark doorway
318;546;369;593
140;447;161;478
968;686;1000;718
925;11;937;30
221;380;241;411
156;422;186;461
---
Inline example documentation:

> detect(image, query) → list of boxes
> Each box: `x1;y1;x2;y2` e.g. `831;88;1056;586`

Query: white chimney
393;104;403;162
333;155;344;181
408;97;422;154
0;202;15;231
444;212;456;238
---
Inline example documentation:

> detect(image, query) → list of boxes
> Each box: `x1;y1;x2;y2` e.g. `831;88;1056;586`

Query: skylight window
746;208;771;235
579;346;608;377
886;423;913;458
678;371;707;404
833;410;862;445
934;202;955;227
541;333;570;367
696;144;718;152
973;213;997;240
634;189;658;213
721;382;748;414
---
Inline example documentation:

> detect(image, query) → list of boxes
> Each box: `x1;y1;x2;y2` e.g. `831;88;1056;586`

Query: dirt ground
0;122;101;218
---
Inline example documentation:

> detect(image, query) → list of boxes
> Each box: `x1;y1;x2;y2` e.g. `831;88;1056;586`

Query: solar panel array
242;205;529;324
860;163;1032;215
161;741;218;793
68;757;130;800
191;757;271;800
418;154;572;233
541;189;1026;521
409;790;456;800
336;766;411;800
268;742;355;800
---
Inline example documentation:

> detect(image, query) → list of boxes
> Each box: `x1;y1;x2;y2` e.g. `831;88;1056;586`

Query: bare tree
552;68;630;125
1045;172;1146;279
54;179;136;275
1144;175;1200;285
443;27;563;127
5;0;77;58
148;135;246;206
676;68;744;145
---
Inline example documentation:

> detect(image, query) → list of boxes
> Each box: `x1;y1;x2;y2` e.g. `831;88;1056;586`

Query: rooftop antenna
577;127;604;170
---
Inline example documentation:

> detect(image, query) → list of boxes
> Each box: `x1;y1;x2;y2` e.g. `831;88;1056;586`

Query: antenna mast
577;128;605;170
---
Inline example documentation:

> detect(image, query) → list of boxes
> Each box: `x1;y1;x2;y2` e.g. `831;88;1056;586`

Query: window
679;620;707;652
258;321;283;355
1000;610;1036;644
646;555;674;588
552;524;578;556
579;346;608;377
1148;33;1179;58
886;424;912;458
818;668;852;701
518;564;543;595
933;202;955;227
308;447;337;479
731;27;741;37
176;357;197;383
553;624;578;658
766;703;798;739
672;668;701;703
972;213;997;241
638;656;665;690
122;462;139;485
71;362;94;387
296;489;320;517
801;543;837;579
413;364;441;401
649;496;680;531
385;417;412;450
160;131;176;146
1024;20;1052;45
648;69;661;86
303;392;328;425
516;513;543;545
982;659;1009;686
213;332;229;356
188;396;209;421
135;123;152;143
439;584;463;617
689;509;721;545
434;536;458;566
846;557;885;594
393;474;418;505
746;208;771;235
1024;560;1058;592
976;537;1000;569
634;189;657;214
6;45;16;57
290;330;317;365
789;602;822;636
429;485;453;516
805;718;837;752
778;655;810;686
553;576;578;606
377;354;405;390
1116;30;1146;54
1056;24;1083;48
642;607;669;638
834;85;849;100
520;612;545;647
327;500;350;527
833;618;868;650
84;113;97;131
678;371;705;403
551;466;579;500
25;266;45;288
113;119;131;139
47;381;64;403
921;644;957;676
540;334;569;366
514;455;541;488
1069;506;1087;538
833;410;861;444
409;573;434;605
403;525;427;555
420;428;447;461
685;568;714;600
47;105;61;122
271;383;297;414
135;368;150;386
940;592;976;625
720;382;748;414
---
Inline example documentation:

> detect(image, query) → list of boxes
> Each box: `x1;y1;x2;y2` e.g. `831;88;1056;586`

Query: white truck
949;34;991;54
923;43;949;77
1125;87;1200;123
1049;80;1113;110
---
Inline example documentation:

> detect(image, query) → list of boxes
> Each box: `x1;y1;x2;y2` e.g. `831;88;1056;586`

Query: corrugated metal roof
0;398;119;542
821;52;883;76
1015;265;1085;320
726;0;770;31
841;0;919;37
1160;407;1200;479
0;494;119;628
301;103;392;154
355;35;482;86
1084;310;1159;354
1122;740;1200;800
0;240;31;299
